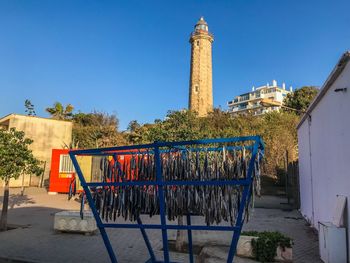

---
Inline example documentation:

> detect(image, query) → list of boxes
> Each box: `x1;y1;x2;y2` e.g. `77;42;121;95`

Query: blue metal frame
69;136;264;263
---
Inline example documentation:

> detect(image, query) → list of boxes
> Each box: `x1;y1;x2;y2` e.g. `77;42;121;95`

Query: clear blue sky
1;0;349;130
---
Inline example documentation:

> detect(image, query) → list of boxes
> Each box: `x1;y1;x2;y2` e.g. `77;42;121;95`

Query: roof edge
0;113;73;124
297;51;350;129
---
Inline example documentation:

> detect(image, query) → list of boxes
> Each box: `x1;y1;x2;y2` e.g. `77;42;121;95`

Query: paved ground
0;188;322;263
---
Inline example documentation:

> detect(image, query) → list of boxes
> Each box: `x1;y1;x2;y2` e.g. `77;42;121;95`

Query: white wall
298;121;313;223
298;62;350;259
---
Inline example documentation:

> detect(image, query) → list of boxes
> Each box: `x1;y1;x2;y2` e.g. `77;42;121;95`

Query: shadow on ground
0;194;35;209
0;195;321;263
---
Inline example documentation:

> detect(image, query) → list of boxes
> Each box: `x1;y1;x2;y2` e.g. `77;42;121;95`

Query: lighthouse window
195;85;199;92
199;24;206;31
196;41;200;46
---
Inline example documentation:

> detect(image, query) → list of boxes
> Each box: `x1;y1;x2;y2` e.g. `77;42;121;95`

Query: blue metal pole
70;136;260;155
226;140;260;263
69;152;118;263
102;223;240;231
154;143;170;263
137;217;157;262
186;214;194;263
83;145;253;157
85;179;250;187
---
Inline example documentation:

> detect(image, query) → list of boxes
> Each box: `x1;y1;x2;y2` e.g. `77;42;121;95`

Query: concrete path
0;188;321;263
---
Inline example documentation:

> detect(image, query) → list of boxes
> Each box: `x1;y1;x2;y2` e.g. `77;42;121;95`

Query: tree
123;108;299;249
46;102;74;120
24;99;36;116
72;112;127;148
283;86;318;114
129;109;299;180
150;110;199;142
126;120;143;145
0;128;43;231
260;111;299;178
127;120;141;133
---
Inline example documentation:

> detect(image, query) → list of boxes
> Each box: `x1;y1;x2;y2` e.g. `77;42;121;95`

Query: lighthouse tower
188;17;214;117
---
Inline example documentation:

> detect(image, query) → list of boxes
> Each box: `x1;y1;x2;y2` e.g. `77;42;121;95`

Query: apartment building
227;80;292;115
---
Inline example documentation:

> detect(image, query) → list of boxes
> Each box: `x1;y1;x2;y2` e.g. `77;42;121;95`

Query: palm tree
46;102;74;120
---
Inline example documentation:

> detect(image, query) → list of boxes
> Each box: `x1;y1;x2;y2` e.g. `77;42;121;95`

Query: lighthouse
188;17;214;117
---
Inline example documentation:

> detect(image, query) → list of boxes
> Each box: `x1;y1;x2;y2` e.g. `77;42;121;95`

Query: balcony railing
229;103;263;112
190;31;214;38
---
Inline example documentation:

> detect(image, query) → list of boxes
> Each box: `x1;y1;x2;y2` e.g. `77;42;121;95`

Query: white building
297;52;350;260
227;80;292;115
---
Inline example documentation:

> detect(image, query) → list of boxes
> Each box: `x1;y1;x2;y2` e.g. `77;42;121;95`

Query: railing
190;30;214;39
230;103;263;113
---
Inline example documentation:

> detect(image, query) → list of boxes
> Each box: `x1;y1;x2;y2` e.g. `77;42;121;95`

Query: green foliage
72;112;126;148
127;120;141;133
260;111;299;176
46;102;74;120
0;128;43;181
150;110;200;141
24;99;36;116
126;120;146;145
0;128;43;230
127;109;299;178
45;101;298;179
45;101;128;149
283;86;318;114
127;110;200;144
242;231;293;262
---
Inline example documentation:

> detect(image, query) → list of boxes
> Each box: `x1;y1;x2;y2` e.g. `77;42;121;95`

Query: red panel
49;149;74;193
48;148;137;193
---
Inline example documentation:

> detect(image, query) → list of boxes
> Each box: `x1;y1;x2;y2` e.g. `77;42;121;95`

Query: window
239;102;248;109
194;85;199;92
196;41;200;46
239;94;249;102
262;88;276;94
59;154;75;173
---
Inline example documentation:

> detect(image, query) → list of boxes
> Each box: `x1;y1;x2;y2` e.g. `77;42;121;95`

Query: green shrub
241;231;293;262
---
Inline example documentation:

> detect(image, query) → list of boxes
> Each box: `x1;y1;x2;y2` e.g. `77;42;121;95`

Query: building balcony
229;103;262;112
228;96;263;106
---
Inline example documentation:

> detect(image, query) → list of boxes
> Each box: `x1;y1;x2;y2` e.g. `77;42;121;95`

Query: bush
241;231;293;262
